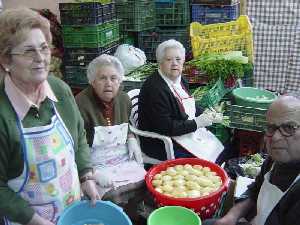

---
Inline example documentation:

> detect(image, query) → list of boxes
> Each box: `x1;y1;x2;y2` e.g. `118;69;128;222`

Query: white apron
252;166;300;225
170;84;224;162
4;103;81;225
91;123;146;197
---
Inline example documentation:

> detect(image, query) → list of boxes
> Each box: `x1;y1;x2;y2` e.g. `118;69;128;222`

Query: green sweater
75;86;131;147
0;75;91;224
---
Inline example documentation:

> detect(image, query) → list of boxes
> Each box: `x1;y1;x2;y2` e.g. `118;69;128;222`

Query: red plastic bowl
145;158;230;220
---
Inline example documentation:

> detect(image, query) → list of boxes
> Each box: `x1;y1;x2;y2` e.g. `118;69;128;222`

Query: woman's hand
26;213;55;225
81;179;101;206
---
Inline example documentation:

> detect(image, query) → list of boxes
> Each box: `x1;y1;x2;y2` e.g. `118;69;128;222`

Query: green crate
116;0;156;32
62;20;119;48
226;104;267;132
122;80;144;92
208;124;230;144
63;66;88;88
195;78;227;108
155;0;190;27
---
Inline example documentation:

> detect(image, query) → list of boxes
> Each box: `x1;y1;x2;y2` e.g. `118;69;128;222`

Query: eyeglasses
10;45;51;59
265;123;300;137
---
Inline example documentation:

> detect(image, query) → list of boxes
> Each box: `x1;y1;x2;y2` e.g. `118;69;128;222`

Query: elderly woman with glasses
75;54;146;217
138;39;223;163
203;95;300;225
0;8;99;225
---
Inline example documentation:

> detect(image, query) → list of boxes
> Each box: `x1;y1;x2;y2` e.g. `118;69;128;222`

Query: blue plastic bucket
57;200;132;225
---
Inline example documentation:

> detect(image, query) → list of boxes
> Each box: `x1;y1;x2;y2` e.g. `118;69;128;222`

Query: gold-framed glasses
10;45;51;59
265;122;300;137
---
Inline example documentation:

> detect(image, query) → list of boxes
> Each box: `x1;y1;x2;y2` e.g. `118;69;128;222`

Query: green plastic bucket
147;206;201;225
232;87;277;109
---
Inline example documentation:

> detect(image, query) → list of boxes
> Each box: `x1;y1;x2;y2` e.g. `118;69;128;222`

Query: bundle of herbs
186;51;253;84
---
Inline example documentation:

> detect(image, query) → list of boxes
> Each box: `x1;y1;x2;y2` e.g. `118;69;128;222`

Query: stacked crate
135;0;190;61
59;2;120;89
115;0;156;45
191;0;240;25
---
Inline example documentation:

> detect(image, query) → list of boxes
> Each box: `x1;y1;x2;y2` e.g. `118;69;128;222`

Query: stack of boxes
191;0;240;24
116;0;156;46
59;1;120;90
136;0;191;61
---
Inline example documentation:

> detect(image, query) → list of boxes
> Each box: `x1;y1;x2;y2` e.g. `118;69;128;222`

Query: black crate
137;28;190;61
191;0;239;4
116;0;156;32
63;41;119;67
59;2;116;25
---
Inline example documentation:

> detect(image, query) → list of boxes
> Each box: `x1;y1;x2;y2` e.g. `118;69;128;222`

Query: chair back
127;89;140;128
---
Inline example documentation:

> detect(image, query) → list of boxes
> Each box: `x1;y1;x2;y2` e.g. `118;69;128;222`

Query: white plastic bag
114;44;146;75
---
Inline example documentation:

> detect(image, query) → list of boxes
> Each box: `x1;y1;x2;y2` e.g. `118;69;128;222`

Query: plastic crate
190;15;253;63
122;80;144;92
62;20;119;48
192;0;239;5
116;0;156;32
183;65;209;85
59;2;115;25
63;66;88;87
63;41;119;66
235;130;265;156
137;28;190;61
194;78;227;108
191;3;240;25
155;0;190;27
208;124;230;144
226;104;267;132
75;0;112;3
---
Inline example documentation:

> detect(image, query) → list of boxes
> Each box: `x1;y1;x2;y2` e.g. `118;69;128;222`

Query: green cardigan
0;75;91;224
75;85;132;147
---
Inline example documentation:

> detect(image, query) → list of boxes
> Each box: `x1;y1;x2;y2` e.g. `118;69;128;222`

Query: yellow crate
190;15;254;63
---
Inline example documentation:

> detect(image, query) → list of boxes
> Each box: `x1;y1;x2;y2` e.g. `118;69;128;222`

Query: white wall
2;0;74;20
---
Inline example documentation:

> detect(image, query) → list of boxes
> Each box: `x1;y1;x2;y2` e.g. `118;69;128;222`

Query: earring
4;68;10;72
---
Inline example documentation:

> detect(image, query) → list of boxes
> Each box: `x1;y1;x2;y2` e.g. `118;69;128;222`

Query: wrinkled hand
127;137;143;164
26;213;55;225
81;179;101;206
194;113;213;128
93;169;113;188
203;108;223;124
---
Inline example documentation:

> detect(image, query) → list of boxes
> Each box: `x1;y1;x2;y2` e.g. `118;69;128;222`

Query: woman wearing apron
138;39;223;162
203;95;300;225
0;8;99;225
76;54;146;220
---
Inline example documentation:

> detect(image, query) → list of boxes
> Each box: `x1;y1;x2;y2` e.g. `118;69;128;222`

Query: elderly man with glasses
203;95;300;225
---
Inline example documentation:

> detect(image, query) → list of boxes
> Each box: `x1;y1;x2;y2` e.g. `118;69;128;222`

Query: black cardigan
242;157;300;225
138;71;202;160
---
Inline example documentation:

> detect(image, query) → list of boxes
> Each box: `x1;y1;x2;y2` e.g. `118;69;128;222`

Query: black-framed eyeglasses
265;123;300;137
10;45;51;59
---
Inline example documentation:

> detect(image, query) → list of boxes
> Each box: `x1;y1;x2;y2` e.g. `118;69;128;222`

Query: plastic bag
114;44;146;75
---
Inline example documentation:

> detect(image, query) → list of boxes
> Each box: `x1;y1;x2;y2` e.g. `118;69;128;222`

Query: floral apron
4;102;81;225
91;123;146;197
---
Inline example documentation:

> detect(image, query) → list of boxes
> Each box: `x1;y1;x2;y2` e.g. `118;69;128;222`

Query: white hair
86;54;125;84
156;39;186;63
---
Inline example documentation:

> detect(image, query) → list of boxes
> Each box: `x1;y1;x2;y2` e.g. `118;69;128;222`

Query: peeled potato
151;163;222;199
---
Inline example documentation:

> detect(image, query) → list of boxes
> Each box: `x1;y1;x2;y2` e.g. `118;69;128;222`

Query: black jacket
242;157;300;225
138;71;202;160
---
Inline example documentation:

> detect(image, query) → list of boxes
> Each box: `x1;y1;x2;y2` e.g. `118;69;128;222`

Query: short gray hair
156;39;185;63
87;54;125;84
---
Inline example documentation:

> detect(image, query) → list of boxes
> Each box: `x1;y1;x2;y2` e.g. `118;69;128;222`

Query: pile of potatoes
151;164;222;198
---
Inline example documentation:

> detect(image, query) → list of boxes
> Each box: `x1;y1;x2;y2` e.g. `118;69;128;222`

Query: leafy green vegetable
186;52;253;83
125;63;157;81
